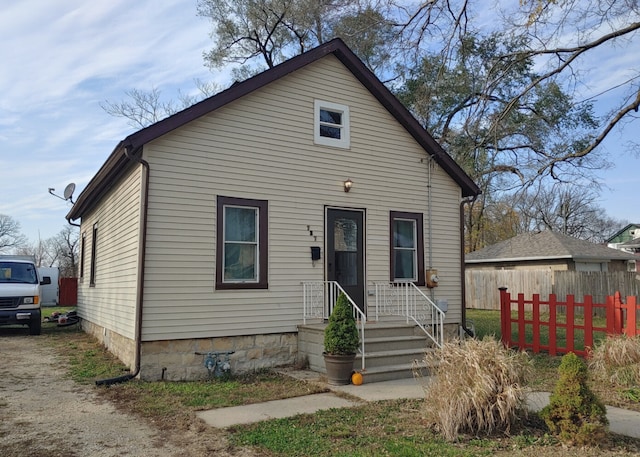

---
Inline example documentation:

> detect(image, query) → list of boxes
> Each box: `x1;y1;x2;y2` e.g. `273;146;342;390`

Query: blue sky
1;1;638;244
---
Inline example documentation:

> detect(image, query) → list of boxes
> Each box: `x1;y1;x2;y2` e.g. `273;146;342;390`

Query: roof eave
68;38;481;221
66;143;132;221
465;255;574;264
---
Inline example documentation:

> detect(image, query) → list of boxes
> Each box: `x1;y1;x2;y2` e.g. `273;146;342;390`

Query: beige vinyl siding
141;55;464;340
77;164;143;339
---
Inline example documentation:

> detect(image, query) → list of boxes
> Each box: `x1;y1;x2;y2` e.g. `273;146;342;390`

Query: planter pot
323;353;356;385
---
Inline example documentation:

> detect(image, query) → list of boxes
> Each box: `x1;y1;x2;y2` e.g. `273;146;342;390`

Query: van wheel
29;318;41;335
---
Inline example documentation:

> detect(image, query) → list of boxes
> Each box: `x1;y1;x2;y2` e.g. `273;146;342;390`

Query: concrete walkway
196;371;640;439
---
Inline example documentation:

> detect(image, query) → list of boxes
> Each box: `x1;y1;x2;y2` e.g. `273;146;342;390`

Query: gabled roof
67;38;480;221
606;223;640;243
466;231;638;264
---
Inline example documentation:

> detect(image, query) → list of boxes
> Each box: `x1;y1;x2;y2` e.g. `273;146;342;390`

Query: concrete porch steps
356;361;431;384
298;321;437;383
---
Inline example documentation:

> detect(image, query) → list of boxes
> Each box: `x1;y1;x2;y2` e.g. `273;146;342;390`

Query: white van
0;256;51;335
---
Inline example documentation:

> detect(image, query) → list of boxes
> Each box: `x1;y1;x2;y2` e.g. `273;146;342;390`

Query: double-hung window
390;211;425;285
314;100;350;148
90;223;98;286
216;196;268;289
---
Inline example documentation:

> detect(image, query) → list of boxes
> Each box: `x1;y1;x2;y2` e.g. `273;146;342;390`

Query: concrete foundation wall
83;321;298;381
82;320;136;370
140;332;298;381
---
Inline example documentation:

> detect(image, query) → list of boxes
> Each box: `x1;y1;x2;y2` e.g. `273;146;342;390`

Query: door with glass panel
326;208;365;315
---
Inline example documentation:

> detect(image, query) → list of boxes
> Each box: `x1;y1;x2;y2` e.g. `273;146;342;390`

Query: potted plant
323;292;360;385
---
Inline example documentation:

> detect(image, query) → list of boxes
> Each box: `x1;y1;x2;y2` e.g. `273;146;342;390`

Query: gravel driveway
0;331;257;457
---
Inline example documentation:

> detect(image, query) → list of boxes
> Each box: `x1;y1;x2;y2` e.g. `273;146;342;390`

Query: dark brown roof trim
68;38;479;220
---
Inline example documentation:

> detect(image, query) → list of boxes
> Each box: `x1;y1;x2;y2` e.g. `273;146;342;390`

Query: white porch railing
302;281;367;370
373;281;444;348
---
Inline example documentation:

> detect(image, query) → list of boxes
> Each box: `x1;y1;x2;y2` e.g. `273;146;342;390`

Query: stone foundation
82;320;298;381
82;320;136;370
140;332;298;381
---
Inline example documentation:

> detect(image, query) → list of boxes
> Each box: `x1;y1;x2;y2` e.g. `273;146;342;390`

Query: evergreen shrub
540;352;608;446
324;293;359;355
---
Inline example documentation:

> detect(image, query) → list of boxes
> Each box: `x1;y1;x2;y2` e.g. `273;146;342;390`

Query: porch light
343;178;353;192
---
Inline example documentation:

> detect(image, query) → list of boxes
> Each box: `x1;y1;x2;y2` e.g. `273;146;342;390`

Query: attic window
314;100;350;148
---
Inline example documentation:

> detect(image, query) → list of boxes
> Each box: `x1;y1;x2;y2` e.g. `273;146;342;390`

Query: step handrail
373;281;444;348
302;281;367;370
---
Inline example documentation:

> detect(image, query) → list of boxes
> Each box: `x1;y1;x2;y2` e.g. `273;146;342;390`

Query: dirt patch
0;331;258;457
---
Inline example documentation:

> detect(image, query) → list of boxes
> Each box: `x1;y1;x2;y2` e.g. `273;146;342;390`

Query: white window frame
393;218;418;282
390;211;425;286
222;205;259;283
314;100;350;149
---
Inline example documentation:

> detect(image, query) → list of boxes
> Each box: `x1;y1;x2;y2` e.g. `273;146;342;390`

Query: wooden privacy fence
58;277;78;306
467;270;639;310
500;288;639;357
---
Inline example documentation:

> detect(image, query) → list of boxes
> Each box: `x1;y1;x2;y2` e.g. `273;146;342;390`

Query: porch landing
297;321;436;383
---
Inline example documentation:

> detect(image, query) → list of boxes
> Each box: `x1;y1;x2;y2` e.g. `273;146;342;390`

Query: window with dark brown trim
216;196;268;289
90;223;98;286
390;211;425;286
79;232;85;278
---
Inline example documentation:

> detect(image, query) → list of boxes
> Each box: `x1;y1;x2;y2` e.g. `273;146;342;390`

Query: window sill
215;282;269;290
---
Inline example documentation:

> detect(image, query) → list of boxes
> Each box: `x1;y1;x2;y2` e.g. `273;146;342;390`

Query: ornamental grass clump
540;352;608;446
324;293;359;355
421;337;531;442
588;334;640;387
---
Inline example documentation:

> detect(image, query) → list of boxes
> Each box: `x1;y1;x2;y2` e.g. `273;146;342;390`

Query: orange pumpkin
351;371;363;385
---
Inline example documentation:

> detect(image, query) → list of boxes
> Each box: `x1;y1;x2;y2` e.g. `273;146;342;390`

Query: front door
326;208;365;315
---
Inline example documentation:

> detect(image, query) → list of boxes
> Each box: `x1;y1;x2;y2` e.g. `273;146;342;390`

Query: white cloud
0;0;637;243
0;0;216;241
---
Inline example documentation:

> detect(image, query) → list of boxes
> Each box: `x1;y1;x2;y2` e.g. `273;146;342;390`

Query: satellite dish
63;183;76;201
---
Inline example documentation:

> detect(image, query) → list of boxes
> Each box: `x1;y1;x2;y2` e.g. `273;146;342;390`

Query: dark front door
326;208;365;315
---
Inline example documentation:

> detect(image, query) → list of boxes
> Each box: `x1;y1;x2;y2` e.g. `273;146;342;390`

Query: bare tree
101;80;220;129
512;184;623;243
49;226;80;278
14;226;79;276
14;239;50;267
0;214;27;253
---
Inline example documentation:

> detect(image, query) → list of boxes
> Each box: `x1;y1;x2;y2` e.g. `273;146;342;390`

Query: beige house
67;39;480;382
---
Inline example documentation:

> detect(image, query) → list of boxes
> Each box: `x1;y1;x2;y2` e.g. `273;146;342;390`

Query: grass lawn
467;307;609;354
31;308;640;456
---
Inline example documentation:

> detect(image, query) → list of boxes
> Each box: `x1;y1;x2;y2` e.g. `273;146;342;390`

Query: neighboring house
607;223;640;255
66;39;480;381
466;231;637;272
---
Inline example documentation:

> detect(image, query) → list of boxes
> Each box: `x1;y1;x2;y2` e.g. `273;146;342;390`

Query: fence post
624;295;638;337
517;293;526;351
606;294;615;335
499;287;509;347
566;295;575;354
532;294;540;353
549;294;557;356
614;291;623;334
584;295;593;351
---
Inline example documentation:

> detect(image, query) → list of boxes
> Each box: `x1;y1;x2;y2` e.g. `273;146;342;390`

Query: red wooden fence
500;288;639;357
58;277;78;306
